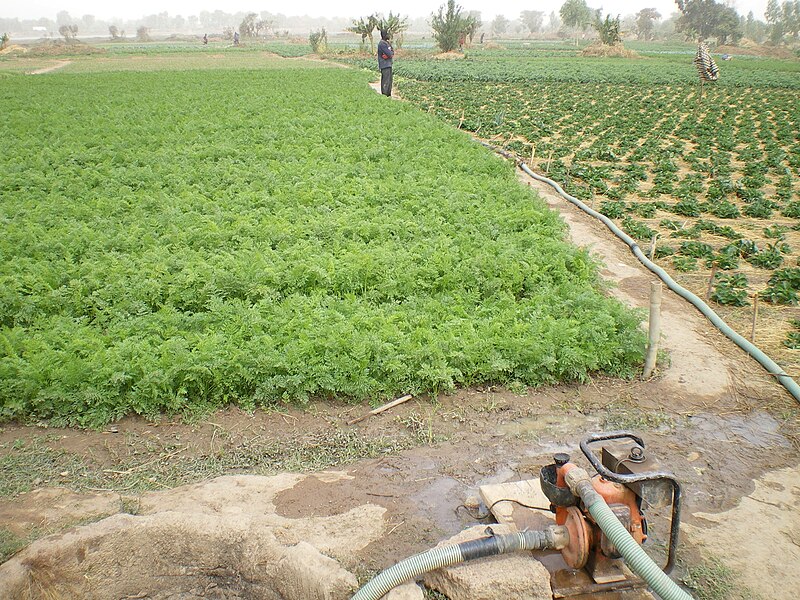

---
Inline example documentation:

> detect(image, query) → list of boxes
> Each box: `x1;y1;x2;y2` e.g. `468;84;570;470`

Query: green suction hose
351;527;567;600
516;160;800;404
565;466;694;600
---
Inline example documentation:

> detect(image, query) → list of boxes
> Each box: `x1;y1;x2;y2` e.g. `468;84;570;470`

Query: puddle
410;476;462;532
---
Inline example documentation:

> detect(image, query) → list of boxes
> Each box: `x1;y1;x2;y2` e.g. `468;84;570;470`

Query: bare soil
28;60;71;75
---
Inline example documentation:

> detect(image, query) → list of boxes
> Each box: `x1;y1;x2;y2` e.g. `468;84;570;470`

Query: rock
0;474;386;600
422;524;552;600
275;541;358;600
385;581;426;599
0;487;119;536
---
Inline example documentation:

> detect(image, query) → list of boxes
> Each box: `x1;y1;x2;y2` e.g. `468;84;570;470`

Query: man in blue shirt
377;29;394;97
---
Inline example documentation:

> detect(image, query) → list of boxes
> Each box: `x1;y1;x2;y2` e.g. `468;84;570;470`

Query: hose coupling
548;525;570;550
564;466;602;507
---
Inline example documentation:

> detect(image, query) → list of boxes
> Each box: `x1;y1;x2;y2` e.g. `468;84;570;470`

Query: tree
109;25;120;40
81;14;95;32
491;15;510;36
465;11;482;44
594;13;622;45
1;32;9;50
560;0;596;45
548;11;561;32
377;12;410;47
58;24;78;42
520;10;545;35
347;15;379;53
675;0;743;43
766;0;785;42
56;11;72;28
784;1;800;39
635;8;661;40
239;13;258;38
430;0;472;52
715;4;743;43
136;26;151;42
309;28;327;53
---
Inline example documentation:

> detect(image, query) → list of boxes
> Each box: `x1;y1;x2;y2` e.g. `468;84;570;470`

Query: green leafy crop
0;67;646;427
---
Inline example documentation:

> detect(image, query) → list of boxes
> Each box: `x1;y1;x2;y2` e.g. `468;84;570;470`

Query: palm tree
347;15;379;54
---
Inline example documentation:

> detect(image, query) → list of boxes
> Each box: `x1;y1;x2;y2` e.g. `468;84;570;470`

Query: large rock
385;582;426;599
422;524;552;600
0;473;384;600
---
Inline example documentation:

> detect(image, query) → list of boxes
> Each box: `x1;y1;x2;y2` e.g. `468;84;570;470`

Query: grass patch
601;403;675;431
0;430;412;497
0;527;26;562
682;556;756;600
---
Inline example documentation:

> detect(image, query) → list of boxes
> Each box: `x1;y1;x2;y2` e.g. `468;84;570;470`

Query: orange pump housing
554;462;646;569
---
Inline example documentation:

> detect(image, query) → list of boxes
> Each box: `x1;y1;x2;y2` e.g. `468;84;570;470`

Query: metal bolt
629;446;646;462
554;453;570;466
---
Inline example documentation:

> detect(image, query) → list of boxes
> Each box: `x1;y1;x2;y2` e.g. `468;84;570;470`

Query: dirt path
28;60;71;75
518;171;777;403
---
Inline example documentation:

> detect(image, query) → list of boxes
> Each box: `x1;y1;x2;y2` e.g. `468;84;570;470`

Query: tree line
3;0;798;48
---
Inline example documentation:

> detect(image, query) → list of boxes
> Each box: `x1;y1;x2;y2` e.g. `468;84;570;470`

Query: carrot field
0;53;646;427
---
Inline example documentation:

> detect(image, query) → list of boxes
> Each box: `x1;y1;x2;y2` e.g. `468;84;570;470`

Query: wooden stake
347;394;414;425
643;281;662;379
648;233;660;261
705;264;718;301
529;144;536;168
545;151;553;174
751;295;759;343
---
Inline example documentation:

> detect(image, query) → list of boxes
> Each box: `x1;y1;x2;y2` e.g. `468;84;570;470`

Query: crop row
395;52;800;364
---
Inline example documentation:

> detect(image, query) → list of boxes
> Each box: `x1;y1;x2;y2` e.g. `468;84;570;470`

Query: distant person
203;33;208;45
233;31;240;46
377;29;394;97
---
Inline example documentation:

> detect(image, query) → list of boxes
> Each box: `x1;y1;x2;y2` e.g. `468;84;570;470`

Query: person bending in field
377;29;394;97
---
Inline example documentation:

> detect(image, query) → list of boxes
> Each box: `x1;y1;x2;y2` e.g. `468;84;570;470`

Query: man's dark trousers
380;67;393;97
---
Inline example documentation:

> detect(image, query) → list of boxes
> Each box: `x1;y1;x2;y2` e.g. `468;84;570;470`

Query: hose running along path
512;157;800;404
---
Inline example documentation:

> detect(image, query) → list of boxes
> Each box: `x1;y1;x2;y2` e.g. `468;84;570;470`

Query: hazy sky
4;0;770;22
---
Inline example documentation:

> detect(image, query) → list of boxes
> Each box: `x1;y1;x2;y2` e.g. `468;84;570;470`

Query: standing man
377;29;394;97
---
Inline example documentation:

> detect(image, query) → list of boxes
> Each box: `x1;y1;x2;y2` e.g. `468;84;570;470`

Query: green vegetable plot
0;66;644;426
395;45;800;366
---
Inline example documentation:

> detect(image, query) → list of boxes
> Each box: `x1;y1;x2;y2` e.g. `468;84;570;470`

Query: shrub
309;28;328;53
707;201;740;219
621;217;655;241
785;320;800;349
709;245;740;270
761;268;800;304
782;201;800;218
654;245;675;259
711;273;749;306
673;199;702;217
678;241;714;259
599;201;627;218
742;200;775;219
672;256;697;272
